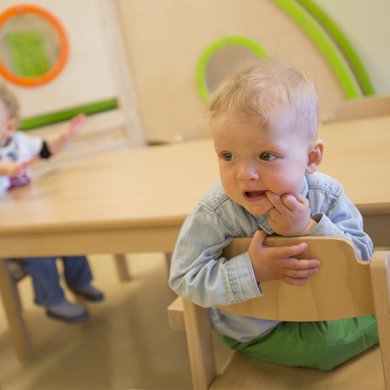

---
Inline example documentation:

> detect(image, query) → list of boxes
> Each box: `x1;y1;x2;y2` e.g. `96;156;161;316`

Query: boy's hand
266;191;316;236
249;230;320;285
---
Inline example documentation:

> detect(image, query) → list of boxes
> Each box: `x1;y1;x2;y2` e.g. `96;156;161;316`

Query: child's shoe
46;301;88;324
71;284;104;302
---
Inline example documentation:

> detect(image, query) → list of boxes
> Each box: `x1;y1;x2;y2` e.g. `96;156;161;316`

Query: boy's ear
306;139;324;174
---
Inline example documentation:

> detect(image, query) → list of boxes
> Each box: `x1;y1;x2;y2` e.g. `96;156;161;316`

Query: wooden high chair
168;236;390;389
0;254;129;362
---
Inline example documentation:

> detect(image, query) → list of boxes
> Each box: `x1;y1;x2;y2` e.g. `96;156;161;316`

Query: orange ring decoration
0;4;69;87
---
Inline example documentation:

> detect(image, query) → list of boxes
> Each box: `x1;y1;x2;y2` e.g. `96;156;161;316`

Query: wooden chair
0;253;129;362
168;236;390;389
328;95;390;122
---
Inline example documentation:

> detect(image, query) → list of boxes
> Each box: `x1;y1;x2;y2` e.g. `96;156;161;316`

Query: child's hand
249;230;320;285
20;156;39;169
46;114;86;155
65;114;86;141
266;191;316;236
0;157;37;176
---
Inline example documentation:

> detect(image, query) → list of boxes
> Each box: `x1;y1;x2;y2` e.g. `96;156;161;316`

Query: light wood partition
116;0;347;142
1;0;145;162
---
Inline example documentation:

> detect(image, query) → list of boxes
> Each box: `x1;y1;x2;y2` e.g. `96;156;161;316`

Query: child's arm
0;157;38;176
169;208;320;307
45;114;86;155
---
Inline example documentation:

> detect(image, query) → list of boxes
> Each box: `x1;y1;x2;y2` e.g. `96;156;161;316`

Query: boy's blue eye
259;152;276;161
221;152;234;161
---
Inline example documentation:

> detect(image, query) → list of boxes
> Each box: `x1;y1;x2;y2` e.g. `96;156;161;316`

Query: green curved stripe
297;0;375;95
197;36;268;100
273;0;362;98
19;98;118;131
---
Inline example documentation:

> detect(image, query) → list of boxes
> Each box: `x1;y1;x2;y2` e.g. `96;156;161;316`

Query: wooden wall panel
0;0;117;117
116;0;345;142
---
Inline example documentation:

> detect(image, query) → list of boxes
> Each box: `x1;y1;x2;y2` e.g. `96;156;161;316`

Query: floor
0;253;231;389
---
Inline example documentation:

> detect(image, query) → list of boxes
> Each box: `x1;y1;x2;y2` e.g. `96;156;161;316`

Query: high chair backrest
169;236;390;389
217;236;374;321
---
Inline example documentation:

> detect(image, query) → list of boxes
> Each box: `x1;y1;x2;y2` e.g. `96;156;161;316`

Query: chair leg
183;299;217;390
114;254;131;282
370;251;390;388
0;259;32;362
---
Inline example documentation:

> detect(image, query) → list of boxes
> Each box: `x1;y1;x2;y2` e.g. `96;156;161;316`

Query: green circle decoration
196;36;268;100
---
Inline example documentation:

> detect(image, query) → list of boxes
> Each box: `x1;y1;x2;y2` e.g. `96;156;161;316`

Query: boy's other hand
248;230;320;286
266;191;316;236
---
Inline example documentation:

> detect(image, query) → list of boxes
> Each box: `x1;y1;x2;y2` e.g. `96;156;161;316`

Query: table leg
113;254;131;282
0;259;32;362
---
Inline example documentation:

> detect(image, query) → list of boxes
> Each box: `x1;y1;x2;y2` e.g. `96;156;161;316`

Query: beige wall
317;0;390;96
0;0;117;117
117;0;365;143
0;0;145;155
2;0;387;144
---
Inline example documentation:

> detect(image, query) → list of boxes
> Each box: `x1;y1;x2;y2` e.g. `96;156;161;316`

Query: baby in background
0;84;104;324
0;88;84;194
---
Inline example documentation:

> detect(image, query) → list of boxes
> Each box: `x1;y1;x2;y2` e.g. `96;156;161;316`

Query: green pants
221;315;378;371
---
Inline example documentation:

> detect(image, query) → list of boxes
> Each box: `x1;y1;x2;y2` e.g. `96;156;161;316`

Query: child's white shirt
0;131;43;195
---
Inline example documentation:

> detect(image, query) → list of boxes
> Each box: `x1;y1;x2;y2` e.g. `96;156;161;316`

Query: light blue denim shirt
169;172;373;342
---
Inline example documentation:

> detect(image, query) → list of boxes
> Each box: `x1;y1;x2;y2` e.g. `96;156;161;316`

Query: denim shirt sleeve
169;203;261;308
169;173;373;310
306;174;373;261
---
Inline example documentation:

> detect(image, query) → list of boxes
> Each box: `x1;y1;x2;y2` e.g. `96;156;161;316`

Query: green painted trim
273;0;362;99
197;35;268;100
297;0;375;96
19;98;118;131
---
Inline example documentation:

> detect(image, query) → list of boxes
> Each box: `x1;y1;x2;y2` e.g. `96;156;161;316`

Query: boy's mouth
244;190;266;200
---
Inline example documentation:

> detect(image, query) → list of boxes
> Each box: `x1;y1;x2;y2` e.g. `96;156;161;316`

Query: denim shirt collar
253;175;309;235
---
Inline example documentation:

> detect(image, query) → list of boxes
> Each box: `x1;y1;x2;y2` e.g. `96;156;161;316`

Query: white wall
316;0;390;95
0;0;117;117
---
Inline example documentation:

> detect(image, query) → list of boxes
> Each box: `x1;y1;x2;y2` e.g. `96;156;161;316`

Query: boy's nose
237;161;259;180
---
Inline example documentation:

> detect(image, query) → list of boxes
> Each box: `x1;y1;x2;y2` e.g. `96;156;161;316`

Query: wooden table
0;115;389;362
318;115;390;246
0;115;388;255
0;138;218;257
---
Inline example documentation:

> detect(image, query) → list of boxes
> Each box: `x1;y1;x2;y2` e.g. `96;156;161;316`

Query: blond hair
207;59;318;139
0;84;20;124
